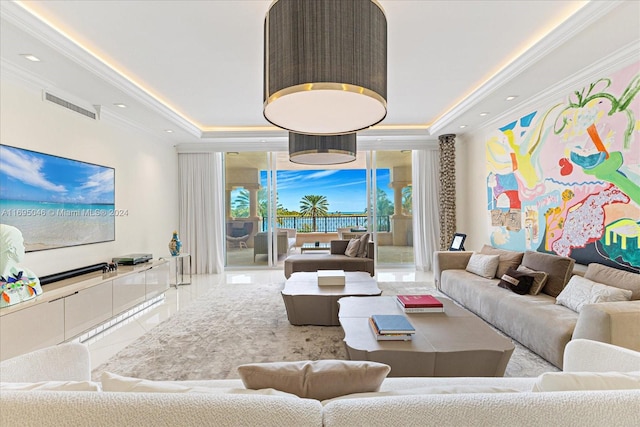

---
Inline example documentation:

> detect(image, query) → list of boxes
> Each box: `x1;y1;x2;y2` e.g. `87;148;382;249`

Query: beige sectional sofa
1;340;639;426
434;248;640;368
284;240;375;278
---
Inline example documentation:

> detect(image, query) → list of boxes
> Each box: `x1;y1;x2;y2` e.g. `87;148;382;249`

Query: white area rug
92;281;558;381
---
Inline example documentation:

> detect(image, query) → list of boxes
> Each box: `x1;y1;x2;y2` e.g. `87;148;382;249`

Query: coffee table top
282;271;380;296
339;295;514;357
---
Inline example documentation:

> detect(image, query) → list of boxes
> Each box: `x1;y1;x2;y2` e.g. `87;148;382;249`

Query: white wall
0;79;178;276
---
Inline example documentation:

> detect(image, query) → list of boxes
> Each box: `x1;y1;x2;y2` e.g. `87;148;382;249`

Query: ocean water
0;199;115;251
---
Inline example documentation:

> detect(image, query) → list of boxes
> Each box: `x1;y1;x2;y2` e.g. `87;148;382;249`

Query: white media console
0;259;169;361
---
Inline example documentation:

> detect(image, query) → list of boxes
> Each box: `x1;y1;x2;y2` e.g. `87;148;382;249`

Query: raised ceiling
1;1;638;148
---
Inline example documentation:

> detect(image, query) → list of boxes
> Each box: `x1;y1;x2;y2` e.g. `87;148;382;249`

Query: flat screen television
0;144;115;252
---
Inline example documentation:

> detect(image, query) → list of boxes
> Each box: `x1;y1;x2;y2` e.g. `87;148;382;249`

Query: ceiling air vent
44;91;99;120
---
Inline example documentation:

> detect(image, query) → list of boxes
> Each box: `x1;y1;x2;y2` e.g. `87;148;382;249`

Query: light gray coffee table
338;296;515;377
282;272;381;326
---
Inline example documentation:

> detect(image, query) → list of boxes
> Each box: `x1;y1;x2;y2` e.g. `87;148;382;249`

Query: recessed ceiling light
164;129;174;133
113;103;127;108
260;140;266;143
459;125;467;129
505;96;518;101
376;138;382;141
479;112;489;117
21;54;40;62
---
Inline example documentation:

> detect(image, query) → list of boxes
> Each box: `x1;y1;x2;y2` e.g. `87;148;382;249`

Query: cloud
0;147;67;193
79;168;114;199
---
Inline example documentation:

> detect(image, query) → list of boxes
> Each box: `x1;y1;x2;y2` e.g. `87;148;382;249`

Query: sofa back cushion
584;263;640;300
479;245;524;278
521;251;575;297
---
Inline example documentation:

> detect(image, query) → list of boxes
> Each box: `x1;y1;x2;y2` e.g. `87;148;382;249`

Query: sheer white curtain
178;153;224;274
412;149;440;271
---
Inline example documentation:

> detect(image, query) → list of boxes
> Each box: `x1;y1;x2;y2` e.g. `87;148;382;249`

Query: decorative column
439;134;456;250
247;185;259;219
390;166;411;246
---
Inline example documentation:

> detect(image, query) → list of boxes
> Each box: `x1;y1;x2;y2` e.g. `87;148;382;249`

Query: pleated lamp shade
289;132;357;165
264;0;387;135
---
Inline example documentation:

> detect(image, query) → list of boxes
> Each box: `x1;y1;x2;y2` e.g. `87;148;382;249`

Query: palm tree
299;195;329;232
402;185;412;215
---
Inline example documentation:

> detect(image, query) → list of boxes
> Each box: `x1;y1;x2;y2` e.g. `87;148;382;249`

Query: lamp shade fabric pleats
264;0;387;135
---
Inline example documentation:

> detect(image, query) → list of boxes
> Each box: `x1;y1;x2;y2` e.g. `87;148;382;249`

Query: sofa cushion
465;253;500;279
237;360;390;400
498;267;534;295
516;265;548;295
101;372;298;397
480;245;524;278
357;233;370;258
531;371;640;392
584;263;640;300
344;239;360;257
521;251;575;297
556;276;632;313
0;381;100;392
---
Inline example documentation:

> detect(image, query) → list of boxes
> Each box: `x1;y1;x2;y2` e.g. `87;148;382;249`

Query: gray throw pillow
344;239;360;257
465;253;500;279
356;233;370;258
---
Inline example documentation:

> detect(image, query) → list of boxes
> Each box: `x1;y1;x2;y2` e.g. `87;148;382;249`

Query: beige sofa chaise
253;228;297;261
1;340;639;426
434;248;640;368
284;240;375;278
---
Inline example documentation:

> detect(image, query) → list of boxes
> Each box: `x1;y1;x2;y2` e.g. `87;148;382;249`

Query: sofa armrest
563;338;640;372
572;301;640;352
0;342;91;382
432;251;473;290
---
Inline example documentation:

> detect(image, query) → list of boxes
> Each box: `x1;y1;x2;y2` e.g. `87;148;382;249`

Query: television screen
0;145;115;252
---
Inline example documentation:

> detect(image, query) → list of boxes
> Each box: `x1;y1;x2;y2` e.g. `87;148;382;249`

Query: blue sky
262;169;392;213
0;145;114;204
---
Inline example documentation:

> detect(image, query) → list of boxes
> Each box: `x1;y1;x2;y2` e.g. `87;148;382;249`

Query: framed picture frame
449;233;466;251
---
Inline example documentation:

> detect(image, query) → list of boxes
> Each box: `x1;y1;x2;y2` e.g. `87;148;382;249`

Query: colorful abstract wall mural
486;61;639;272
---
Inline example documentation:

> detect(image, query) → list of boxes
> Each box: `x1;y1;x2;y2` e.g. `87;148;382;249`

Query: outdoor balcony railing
259;215;390;233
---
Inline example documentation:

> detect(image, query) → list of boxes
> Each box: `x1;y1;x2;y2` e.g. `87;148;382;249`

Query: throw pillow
465;253;500;279
344;239;360;257
237;360;391;401
479;245;524;278
555;276;595;312
497;267;534;295
531;371;640;392
100;372;298;397
356;233;370;258
556;275;632;313
0;381;101;391
516;265;548;295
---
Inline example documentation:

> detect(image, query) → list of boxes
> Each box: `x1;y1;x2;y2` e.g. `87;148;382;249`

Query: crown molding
477;41;639;135
0;58;55;94
2;1;202;139
428;0;623;135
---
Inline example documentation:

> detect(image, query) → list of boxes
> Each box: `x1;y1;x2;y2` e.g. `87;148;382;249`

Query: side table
166;253;192;286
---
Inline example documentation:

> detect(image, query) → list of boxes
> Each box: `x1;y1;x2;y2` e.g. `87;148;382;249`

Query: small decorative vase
168;231;182;256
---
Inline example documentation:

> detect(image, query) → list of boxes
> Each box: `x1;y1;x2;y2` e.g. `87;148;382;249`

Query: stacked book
369;314;415;341
396;294;444;313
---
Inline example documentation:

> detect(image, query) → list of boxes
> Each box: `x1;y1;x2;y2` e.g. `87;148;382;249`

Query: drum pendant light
289;132;357;165
264;0;387;135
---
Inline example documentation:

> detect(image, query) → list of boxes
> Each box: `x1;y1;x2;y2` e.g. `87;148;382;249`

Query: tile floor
86;268;432;368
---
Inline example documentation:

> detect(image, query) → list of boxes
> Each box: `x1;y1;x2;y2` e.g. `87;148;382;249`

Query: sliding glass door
224;149;414;269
